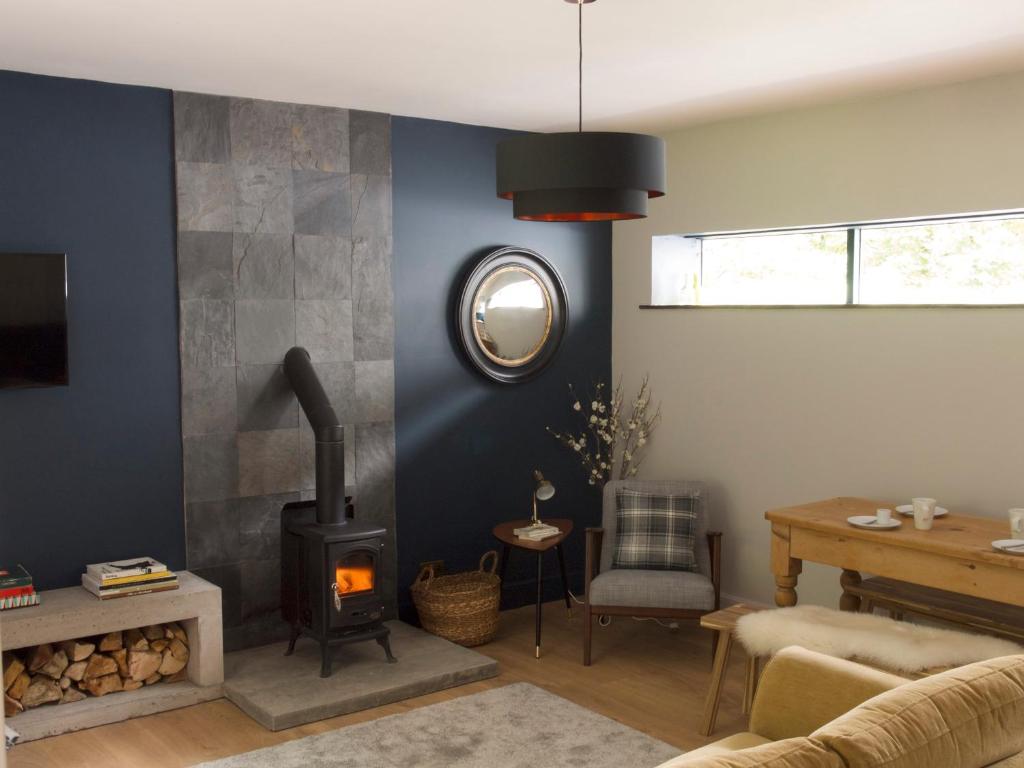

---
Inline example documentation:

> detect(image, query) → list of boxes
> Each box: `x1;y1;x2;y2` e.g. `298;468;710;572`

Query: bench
845;576;1024;645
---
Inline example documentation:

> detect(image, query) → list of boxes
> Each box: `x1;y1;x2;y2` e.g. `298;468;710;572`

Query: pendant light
496;0;666;222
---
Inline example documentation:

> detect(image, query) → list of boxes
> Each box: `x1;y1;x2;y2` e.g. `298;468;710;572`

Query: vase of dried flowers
546;376;660;490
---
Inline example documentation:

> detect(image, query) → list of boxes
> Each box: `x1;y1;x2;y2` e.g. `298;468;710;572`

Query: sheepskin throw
736;605;1024;674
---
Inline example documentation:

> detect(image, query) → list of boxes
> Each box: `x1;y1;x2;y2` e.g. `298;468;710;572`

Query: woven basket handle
479;550;499;574
415;564;435;589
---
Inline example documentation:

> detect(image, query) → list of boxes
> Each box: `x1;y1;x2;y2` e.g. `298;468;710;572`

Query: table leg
743;655;760;714
770;522;802;607
498;544;511;609
535;552;543;659
839;569;862;612
700;629;733;736
555;543;572;618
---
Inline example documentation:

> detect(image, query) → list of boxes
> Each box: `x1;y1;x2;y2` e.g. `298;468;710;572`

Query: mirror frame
456;246;568;384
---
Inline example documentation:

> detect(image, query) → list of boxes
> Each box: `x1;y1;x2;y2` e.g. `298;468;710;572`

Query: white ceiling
3;0;1024;133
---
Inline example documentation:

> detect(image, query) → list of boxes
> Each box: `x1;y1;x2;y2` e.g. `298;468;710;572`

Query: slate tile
240;559;282;622
349;110;390;175
180;299;235;369
292;104;349;173
239;493;297;561
174;92;231;164
233;233;294;299
234;299;295;364
354;422;396;609
176;162;233;232
236;364;298;431
294;235;352;299
351;237;393;361
185;499;240;569
351;174;391;241
181;366;237;436
238;428;301;497
178;231;234;300
183;433;238;503
296;299;353;363
229;98;294;167
353;360;394;424
191;563;242;628
293;170;351;236
233;164;294;234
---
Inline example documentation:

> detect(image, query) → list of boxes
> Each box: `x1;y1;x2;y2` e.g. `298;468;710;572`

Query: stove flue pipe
284;346;346;525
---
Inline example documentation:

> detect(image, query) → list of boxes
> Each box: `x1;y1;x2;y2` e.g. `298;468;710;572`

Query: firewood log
60;676;71;691
150;638;170;653
83;654;118;681
60;640;95;663
165;623;188;645
168;638;189;662
3;653;25;691
7;671;30;701
26;644;54;673
163;670;187;684
141;625;165;642
158;648;187;676
37;650;69;681
122;679;144;692
124;628;149;651
60;687;86;704
97;631;123;652
21;676;61;708
83;673;122;698
127;650;162;682
4;693;23;717
110;649;129;678
144;673;161;685
65;660;88;682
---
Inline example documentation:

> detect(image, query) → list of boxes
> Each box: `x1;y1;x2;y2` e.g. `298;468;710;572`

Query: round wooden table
492;518;574;659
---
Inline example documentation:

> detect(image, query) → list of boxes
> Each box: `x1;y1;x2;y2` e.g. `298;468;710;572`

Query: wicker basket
411;551;500;647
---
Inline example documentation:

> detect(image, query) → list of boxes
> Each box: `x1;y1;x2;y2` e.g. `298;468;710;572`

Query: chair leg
583;605;593;666
700;630;733;737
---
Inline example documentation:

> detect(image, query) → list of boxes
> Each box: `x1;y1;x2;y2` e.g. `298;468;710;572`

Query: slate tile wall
173;92;396;650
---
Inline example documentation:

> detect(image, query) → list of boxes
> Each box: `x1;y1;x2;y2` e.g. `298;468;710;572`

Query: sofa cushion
657;732;771;765
612;488;699;571
589;569;715;610
655;737;842;768
812;654;1024;768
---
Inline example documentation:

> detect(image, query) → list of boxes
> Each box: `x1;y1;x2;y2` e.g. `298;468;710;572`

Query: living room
2;2;1024;767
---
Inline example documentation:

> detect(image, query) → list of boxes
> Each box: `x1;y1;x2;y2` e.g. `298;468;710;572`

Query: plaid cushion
612;489;698;572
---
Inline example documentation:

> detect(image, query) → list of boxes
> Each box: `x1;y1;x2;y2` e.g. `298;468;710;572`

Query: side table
492;518;574;659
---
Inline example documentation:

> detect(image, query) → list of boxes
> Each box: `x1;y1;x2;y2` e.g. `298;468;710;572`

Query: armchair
583;480;722;666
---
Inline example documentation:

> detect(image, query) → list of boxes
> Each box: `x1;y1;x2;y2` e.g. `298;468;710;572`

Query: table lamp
531;470;555;527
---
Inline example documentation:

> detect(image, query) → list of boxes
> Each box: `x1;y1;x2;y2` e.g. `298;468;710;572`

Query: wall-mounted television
0;253;69;388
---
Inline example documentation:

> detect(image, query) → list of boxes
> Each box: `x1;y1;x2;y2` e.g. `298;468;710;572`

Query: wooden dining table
765;497;1024;610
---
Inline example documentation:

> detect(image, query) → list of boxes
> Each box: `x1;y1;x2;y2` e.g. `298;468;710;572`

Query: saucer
848;515;902;530
895;505;948;518
992;539;1024;556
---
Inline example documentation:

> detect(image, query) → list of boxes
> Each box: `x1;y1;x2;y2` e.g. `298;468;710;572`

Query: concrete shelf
1;570;223;741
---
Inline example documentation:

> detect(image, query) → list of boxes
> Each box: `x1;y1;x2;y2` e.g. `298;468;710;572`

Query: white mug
1010;508;1024;540
912;497;937;531
876;508;893;525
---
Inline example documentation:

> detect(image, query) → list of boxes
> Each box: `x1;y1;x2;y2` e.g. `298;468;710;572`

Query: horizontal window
651;211;1024;307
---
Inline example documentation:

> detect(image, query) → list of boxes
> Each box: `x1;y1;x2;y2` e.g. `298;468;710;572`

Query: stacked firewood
2;623;189;717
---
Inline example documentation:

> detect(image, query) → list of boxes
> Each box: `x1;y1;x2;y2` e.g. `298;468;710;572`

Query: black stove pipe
283;346;346;526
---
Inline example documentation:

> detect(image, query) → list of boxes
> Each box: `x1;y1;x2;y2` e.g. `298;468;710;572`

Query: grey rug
195;682;681;768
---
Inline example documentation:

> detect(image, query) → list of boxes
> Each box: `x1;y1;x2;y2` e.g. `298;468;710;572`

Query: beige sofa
658;646;1024;768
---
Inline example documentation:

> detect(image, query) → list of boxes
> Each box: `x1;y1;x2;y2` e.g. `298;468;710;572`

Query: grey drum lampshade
496;132;666;221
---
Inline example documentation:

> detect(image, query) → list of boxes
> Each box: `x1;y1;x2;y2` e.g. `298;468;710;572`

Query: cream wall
613;70;1024;608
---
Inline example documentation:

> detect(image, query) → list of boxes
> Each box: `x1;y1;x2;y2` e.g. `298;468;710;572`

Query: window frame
646;209;1024;309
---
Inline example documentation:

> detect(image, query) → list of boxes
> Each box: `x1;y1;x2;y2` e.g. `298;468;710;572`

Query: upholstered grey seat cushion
589;568;716;610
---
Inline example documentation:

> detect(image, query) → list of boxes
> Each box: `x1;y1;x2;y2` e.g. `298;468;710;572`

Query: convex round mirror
457;247;567;384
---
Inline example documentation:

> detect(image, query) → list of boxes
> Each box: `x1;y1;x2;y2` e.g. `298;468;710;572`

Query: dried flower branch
546;376;661;489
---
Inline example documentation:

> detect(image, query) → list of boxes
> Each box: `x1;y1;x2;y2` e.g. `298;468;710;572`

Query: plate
992;539;1024;556
895;505;949;518
847;515;902;530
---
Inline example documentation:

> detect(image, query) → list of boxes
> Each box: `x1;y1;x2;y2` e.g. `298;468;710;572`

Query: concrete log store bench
1;571;223;741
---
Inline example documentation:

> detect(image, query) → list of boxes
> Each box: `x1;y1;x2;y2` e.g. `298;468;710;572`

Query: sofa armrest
584;528;604;605
749;646;908;741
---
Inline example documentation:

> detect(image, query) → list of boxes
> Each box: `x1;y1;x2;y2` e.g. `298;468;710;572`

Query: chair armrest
706;532;722;610
749;646;908;741
584;528;604;605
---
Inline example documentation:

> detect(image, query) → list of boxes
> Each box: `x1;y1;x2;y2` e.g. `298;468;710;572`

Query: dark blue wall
0;70;184;588
391;117;612;616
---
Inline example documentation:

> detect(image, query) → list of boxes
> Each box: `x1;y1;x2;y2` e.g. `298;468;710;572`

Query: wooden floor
9;601;752;767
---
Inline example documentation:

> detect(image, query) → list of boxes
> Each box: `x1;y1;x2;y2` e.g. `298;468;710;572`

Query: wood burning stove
280;347;395;677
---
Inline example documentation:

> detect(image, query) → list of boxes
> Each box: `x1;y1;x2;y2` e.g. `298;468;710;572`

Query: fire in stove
336;564;374;595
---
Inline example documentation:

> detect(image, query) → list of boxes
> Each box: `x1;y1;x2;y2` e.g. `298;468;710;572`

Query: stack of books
514;523;561;542
0;564;39;611
81;557;178;600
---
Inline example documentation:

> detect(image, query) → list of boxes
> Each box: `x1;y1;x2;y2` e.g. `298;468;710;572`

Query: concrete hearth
222;621;498;730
